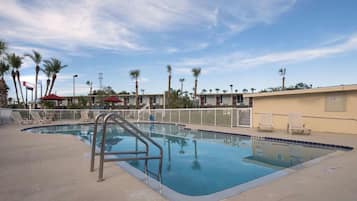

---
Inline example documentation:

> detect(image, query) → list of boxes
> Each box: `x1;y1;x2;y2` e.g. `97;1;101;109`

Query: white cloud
174;34;357;73
0;0;296;52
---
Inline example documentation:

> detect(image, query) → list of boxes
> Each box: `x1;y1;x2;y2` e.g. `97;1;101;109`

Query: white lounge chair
30;111;52;124
0;109;12;125
80;110;90;122
11;111;33;125
287;113;311;135
258;113;273;132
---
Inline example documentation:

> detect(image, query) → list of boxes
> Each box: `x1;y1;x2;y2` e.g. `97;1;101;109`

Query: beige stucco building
245;85;357;134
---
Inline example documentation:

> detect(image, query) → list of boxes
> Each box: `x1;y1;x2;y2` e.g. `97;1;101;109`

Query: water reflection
243;138;333;168
191;140;201;170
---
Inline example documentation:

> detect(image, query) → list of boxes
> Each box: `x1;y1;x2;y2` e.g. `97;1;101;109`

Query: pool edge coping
20;122;354;201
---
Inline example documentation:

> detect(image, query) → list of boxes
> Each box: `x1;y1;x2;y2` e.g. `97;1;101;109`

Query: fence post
237;109;240;127
214;108;217;126
231;108;233;128
189;110;191;124
178;110;181;123
169;110;172;122
249;108;253;128
200;110;203;125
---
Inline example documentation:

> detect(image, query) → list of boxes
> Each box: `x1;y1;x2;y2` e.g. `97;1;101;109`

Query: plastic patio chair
30;111;52;124
287;113;311;135
258;113;273;132
80;110;90;122
11;111;33;125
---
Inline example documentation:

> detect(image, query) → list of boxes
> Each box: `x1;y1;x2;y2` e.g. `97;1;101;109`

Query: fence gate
237;108;252;128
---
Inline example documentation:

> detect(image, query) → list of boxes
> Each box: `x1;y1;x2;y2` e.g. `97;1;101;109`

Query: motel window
139;96;143;104
237;95;243;103
218;95;223;104
325;94;346;112
152;96;156;104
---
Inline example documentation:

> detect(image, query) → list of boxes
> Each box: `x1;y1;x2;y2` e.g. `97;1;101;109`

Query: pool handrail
90;112;107;172
96;112;163;191
90;112;150;174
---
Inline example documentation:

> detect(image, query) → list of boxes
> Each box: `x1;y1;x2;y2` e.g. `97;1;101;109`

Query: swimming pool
24;123;351;200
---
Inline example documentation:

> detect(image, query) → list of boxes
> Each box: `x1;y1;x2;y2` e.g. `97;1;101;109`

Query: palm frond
192;67;201;77
24;50;42;64
167;65;172;73
0;40;8;55
6;53;23;69
0;60;10;77
129;70;140;79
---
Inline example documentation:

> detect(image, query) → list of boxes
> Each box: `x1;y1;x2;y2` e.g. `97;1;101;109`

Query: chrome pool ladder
89;112;163;191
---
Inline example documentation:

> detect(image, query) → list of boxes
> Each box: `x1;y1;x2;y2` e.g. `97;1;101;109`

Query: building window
216;95;223;105
152;96;156;104
325;94;346;112
139;96;143;104
237;95;243;103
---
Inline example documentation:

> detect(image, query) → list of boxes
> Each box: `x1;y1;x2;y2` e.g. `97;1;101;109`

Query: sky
0;0;357;98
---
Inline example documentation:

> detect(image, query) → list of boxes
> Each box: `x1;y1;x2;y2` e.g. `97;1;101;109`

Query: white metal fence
3;108;252;128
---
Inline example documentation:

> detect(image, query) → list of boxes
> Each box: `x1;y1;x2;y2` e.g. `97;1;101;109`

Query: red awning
41;94;64;101
103;96;122;103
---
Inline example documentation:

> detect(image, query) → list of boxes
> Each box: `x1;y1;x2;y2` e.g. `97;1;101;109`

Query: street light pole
73;74;78;104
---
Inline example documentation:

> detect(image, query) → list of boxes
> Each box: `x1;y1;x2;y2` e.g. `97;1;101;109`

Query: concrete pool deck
1;122;357;201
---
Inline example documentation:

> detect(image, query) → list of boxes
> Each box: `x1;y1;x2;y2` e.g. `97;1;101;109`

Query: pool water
25;123;341;196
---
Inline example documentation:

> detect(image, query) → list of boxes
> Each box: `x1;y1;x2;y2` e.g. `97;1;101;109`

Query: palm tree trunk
48;74;57;95
89;85;92;108
181;82;183;93
168;75;171;96
45;79;50;96
135;79;138;109
34;65;39;108
194;79;198;98
11;70;20;104
282;76;285;90
16;70;25;105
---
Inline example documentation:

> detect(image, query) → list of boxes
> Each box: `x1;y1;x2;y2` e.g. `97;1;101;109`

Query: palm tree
234;89;238;93
179;78;185;94
86;80;93;108
25;50;42;108
129;70;140;109
0;60;9;79
243;88;248;93
167;65;172;98
279;67;286;90
6;53;24;105
215;88;220;93
251;88;256;93
86;80;93;94
192;68;201;98
229;84;233;93
202;89;207;93
0;40;7;56
222;90;227;93
43;58;67;95
209;89;212;93
0;41;9;79
41;65;52;96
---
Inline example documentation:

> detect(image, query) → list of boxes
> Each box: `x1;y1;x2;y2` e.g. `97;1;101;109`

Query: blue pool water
24;123;344;196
